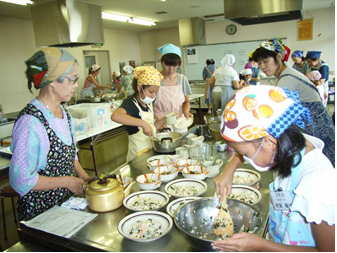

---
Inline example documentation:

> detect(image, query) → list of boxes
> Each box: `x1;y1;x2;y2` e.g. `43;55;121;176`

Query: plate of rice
123;191;170;212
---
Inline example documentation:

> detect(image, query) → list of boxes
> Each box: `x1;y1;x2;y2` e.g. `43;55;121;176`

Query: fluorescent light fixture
102;12;156;26
0;0;33;5
129;18;156;26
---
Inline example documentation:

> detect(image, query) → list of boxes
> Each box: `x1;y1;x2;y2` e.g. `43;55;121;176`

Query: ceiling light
0;0;33;5
102;12;156;26
129;18;156;26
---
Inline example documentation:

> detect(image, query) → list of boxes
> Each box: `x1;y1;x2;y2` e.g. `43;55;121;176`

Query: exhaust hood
178;17;206;46
224;0;303;26
30;0;104;47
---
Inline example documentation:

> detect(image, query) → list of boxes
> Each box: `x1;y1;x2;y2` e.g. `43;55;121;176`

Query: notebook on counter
0;146;12;158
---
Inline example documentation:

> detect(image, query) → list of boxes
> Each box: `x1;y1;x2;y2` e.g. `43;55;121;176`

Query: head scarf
123;65;134;74
25;47;76;93
90;64;100;72
220;54;235;69
258;38;286;59
158;43;181;57
307;71;322;82
291;50;303;58
134;66;163;86
240;69;252;76
248;50;255;59
306;51;322;59
114;71;121;78
220;85;311;142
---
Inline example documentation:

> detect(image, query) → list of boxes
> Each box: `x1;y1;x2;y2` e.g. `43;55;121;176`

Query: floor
0;105;334;251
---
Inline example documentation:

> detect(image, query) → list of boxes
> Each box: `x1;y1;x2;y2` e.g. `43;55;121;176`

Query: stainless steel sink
182;125;213;141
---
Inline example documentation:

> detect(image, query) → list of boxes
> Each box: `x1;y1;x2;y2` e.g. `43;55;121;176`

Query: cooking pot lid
89;178;118;192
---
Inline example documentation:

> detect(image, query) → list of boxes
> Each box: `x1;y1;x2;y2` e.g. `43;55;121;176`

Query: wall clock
226;24;237;35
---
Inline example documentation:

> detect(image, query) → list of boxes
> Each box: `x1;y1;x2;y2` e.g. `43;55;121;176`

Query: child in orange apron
111;66;167;162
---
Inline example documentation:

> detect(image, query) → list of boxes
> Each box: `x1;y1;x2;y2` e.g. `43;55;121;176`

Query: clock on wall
226;24;237;35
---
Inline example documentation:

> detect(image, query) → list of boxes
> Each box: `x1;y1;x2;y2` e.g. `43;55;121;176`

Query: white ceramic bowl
147;158;173;171
136;173;162;190
123;190;170;212
229;185;262;205
166;197;201;217
168;154;184;164
181;165;209;180
215;141;227;152
233;168;261;187
176;159;200;171
117;211;173;242
153;166;179;183
165;178;207;198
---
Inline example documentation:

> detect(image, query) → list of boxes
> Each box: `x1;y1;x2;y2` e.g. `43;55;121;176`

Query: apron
126;98;156;162
16;104;75;221
250;67;260;85
153;74;185;119
124;76;133;99
268;148;316;246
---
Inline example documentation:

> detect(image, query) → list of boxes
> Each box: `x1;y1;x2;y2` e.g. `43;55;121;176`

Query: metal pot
85;174;135;212
150;131;183;153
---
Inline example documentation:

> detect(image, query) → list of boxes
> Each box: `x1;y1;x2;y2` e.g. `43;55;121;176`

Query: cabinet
328;82;335;104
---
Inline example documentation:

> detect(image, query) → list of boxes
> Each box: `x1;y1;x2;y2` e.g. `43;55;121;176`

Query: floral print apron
16;104;75;221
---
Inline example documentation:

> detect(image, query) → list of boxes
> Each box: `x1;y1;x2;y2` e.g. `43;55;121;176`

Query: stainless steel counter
17;128;273;252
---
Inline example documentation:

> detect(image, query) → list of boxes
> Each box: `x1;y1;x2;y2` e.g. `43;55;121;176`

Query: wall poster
297;19;313;41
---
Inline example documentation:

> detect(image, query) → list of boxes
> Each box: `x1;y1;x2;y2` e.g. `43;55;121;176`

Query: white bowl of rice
123;190;170;212
153;166;179;183
164;178;207;198
118;211;173;242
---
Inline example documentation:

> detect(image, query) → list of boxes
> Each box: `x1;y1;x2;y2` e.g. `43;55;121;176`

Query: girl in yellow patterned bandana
212;85;335;252
111;66;168;162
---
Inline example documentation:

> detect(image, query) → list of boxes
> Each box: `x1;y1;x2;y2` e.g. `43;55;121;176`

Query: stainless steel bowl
174;197;262;252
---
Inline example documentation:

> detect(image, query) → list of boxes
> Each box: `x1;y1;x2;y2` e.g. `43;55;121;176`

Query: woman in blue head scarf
291;50;311;76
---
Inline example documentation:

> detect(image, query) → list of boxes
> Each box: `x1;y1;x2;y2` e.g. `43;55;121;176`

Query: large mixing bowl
174;197;262;252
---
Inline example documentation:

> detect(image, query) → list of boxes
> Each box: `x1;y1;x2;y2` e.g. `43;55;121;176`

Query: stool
0;184;19;240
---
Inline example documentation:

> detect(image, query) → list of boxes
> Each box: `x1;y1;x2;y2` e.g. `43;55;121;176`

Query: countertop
15;135;273;252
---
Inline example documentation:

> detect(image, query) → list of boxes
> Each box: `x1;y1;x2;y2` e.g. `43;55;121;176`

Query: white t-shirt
213;66;240;89
273;134;335;226
277;67;321;103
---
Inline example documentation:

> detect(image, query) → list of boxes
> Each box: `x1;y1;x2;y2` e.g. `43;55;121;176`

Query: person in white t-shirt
209;54;240;116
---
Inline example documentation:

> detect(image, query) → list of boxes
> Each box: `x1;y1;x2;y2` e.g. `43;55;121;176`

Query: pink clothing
83;73;96;88
153;75;185;119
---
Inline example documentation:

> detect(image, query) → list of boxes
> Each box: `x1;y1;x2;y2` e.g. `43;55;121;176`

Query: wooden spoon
213;187;234;238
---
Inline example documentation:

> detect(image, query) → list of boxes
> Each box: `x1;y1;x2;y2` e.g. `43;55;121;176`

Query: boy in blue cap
306;51;329;106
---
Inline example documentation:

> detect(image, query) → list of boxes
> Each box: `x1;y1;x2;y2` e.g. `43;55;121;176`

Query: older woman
10;47;90;221
291;50;311;76
212;85;335;252
153;43;193;120
209;54;240;116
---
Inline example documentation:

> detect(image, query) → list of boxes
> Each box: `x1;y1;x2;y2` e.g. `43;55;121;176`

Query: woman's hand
184;111;193;119
213;168;234;201
66;176;86;194
212;232;261;252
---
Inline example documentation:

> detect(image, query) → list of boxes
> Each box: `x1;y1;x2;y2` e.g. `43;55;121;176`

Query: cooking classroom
0;0;335;252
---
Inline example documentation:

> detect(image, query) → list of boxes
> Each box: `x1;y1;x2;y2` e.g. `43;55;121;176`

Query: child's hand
142;122;154;136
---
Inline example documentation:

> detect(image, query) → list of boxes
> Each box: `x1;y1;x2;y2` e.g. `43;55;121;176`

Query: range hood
224;0;303;26
31;0;104;47
178;17;206;46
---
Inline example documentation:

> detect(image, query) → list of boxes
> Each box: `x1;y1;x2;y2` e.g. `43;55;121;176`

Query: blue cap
158;43;181;57
306;51;321;59
291;50;303;58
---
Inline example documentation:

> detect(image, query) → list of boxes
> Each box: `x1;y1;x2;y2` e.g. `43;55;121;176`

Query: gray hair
56;60;78;83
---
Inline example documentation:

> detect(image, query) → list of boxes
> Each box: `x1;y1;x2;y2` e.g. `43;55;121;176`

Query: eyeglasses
66;75;79;84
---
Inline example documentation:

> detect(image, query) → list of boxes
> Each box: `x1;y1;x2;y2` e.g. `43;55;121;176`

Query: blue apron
268;149;316;246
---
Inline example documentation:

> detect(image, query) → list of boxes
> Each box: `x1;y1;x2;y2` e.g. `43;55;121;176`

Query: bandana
291;50;303;58
158;43;181;57
220;85;311;142
134;66;163;86
90;64;100;72
123;65;134;74
240;69;252;76
25;47;76;93
306;51;322;59
259;38;286;59
307;71;322;82
220;54;235;69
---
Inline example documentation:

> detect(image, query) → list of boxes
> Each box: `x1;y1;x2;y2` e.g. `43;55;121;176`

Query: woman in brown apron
202;59;217;114
9;48;90;221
